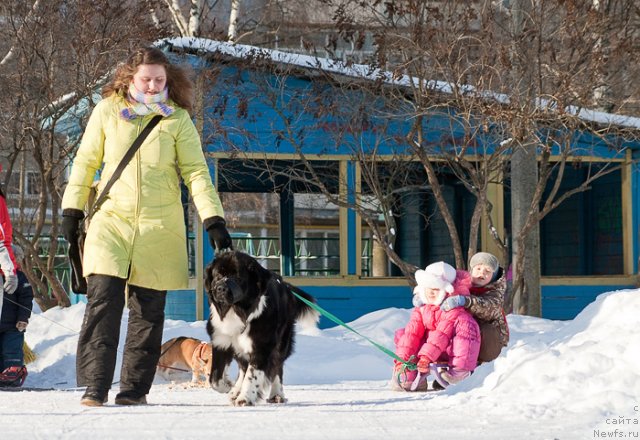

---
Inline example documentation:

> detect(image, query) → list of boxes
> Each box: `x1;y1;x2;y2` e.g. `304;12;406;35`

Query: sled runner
397;362;450;391
426;362;452;389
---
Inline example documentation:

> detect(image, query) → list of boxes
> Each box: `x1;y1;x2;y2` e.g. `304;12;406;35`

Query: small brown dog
156;337;213;386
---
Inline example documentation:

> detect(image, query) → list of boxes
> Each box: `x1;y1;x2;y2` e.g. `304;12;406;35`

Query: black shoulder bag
69;115;163;294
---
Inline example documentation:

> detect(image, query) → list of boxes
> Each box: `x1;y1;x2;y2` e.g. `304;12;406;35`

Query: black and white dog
204;251;319;406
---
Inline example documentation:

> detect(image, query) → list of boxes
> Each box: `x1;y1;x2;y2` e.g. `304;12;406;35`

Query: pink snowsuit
395;270;481;371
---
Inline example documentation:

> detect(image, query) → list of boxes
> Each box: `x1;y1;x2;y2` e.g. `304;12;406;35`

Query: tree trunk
228;0;240;41
509;0;542;316
510;143;541;316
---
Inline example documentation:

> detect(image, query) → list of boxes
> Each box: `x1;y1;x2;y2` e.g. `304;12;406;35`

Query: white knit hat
413;261;457;306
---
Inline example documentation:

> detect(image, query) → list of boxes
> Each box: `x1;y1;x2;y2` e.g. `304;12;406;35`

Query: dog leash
157;339;208;372
284;281;417;372
3;294;129;386
157;364;190;373
2;294;81;335
156;337;190;372
159;337;184;358
4;294;151;383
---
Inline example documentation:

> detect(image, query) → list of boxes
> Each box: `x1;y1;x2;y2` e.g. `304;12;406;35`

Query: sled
405;362;451;391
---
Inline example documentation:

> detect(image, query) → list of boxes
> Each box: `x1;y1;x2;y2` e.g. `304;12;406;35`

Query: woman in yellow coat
61;47;231;407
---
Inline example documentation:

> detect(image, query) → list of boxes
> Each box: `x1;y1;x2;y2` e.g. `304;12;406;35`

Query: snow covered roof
161;36;640;131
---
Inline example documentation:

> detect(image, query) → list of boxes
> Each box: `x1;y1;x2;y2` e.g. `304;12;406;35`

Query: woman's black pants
76;274;166;394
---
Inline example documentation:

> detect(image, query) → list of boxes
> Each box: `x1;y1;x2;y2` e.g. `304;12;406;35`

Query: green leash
289;288;417;371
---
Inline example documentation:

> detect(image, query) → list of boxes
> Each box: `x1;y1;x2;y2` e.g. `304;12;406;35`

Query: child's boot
439;366;471;386
390;364;418;391
0;365;28;387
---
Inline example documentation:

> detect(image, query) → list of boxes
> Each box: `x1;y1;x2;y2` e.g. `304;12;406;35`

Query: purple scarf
120;84;175;120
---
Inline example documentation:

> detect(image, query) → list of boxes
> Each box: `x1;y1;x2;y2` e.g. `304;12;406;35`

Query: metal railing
30;233;374;295
25;236;74;295
189;235;357;276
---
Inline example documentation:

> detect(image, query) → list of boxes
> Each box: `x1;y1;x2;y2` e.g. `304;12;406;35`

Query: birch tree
150;0;290;44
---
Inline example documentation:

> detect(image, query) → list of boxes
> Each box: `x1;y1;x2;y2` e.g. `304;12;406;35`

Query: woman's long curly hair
102;47;195;114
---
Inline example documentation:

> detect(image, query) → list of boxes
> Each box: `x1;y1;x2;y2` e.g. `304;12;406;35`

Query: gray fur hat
469;252;499;273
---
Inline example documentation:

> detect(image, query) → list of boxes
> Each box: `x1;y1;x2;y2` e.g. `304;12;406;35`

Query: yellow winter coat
61;95;224;290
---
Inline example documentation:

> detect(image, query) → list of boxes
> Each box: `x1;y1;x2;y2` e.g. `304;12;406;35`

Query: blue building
72;37;640;326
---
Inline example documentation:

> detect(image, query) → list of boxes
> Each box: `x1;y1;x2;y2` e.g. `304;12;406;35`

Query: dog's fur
204;251;319;406
156;337;213;386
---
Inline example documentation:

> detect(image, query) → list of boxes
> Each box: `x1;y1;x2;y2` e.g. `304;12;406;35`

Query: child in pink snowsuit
391;261;481;391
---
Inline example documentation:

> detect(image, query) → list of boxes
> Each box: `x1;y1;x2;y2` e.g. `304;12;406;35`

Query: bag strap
87;114;163;219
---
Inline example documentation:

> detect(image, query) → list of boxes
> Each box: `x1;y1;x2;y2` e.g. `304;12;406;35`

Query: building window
26;171;42;197
4;170;42;199
294;193;340;276
217;159;347;277
539;165;622;276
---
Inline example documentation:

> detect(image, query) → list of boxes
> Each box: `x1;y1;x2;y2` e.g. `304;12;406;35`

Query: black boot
81;388;108;406
115;389;147;405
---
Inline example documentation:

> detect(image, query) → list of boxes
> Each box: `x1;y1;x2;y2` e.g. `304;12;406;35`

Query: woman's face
132;64;167;95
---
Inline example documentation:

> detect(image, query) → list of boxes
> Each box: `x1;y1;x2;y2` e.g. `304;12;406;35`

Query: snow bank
449;288;640;420
19;287;640;438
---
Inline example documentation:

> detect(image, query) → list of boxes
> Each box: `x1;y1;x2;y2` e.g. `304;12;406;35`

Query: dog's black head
204;251;272;317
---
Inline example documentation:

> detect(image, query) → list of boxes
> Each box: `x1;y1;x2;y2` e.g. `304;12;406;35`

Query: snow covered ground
1;288;639;439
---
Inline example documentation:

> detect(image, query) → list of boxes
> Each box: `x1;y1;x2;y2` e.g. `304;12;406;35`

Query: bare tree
148;0;253;40
366;1;639;315
1;0;637;316
0;0;165;310
148;0;320;45
200;0;640;315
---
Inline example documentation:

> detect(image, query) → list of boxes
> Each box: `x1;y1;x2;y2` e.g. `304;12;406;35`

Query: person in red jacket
0;184;33;387
391;261;481;391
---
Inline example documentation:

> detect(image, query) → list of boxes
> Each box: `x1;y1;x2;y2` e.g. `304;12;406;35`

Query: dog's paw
211;378;233;393
267;395;287;404
233;398;256;407
228;386;240;402
232;384;261;406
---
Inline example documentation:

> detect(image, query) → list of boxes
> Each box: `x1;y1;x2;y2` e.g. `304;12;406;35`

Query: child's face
422;287;443;305
471;264;494;287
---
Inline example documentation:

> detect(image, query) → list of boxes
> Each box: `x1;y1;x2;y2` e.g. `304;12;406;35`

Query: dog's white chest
209;305;254;356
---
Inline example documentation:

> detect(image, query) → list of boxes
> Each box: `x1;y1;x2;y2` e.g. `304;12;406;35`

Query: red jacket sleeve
0;196;18;274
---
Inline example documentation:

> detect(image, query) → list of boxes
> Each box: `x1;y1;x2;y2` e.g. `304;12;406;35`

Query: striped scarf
120;84;175;120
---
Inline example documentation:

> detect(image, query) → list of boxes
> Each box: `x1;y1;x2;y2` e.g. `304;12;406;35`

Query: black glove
62;209;87;294
204;216;233;251
61;209;84;243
